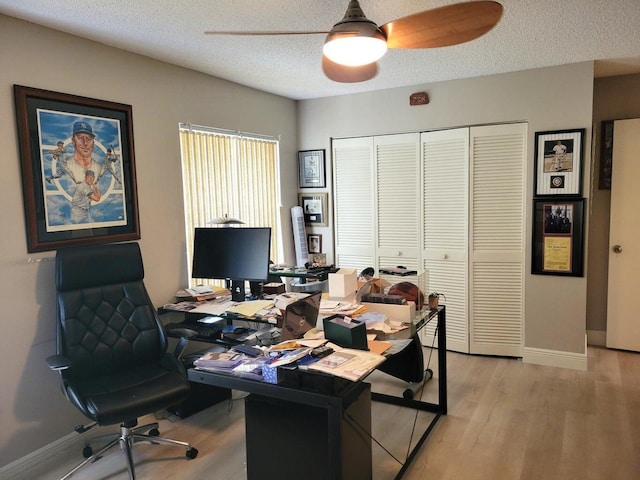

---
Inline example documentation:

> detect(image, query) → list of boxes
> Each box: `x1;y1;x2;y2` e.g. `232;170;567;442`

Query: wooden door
606;118;640;351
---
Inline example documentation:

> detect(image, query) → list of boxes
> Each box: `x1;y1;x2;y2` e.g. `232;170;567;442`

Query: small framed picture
599;120;614;190
307;234;322;254
299;193;328;226
532;198;585;277
298;149;326;188
310;253;327;267
534;128;585;197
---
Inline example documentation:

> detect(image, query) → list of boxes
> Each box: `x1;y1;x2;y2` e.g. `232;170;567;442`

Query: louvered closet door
332;137;376;270
469;123;526;356
374;134;421;280
421;128;470;353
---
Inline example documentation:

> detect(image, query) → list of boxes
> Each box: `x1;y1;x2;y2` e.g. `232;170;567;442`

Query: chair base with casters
60;419;198;480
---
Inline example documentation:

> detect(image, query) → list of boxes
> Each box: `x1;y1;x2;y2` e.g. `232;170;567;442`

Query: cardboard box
360;301;416;323
328;268;358;298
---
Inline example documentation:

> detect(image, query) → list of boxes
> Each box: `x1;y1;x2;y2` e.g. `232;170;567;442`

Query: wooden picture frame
299;192;328;226
307;234;322;254
532;198;585;276
13;85;140;252
599;120;614;190
534;128;585;197
298;149;326;188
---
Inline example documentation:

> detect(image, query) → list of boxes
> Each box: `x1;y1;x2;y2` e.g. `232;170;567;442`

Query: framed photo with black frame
307;233;322;254
298;193;328;226
532;198;585;277
13;85;140;252
298;149;326;188
599;120;614;190
534;128;585;197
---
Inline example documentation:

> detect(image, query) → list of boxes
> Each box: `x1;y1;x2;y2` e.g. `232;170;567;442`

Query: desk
188;305;447;480
189;369;372;480
373;305;447;479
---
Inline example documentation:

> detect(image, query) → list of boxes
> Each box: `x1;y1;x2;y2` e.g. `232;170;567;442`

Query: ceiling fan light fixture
323;27;387;66
323;0;387;67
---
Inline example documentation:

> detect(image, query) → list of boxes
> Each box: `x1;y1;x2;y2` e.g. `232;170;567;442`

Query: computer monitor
191;227;271;301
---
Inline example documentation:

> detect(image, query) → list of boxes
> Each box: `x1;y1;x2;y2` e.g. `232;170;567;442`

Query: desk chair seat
47;242;198;480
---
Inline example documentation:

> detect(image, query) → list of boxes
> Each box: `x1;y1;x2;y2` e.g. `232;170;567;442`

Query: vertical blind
179;124;281;283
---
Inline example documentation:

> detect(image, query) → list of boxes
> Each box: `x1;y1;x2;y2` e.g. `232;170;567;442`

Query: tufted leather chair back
55;242;167;381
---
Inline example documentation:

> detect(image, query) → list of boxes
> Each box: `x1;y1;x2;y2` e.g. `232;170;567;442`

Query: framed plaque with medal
533;129;585;197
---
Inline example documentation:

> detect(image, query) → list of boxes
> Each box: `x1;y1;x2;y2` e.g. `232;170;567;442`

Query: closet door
421;128;470;353
332;137;376;270
469;123;526;356
374;133;421;283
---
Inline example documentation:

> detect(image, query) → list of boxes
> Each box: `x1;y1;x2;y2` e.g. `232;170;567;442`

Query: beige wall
297;62;595;356
0;15;298;466
588;73;640;334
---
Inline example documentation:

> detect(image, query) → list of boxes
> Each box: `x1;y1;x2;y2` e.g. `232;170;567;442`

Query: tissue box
323;314;368;350
328;268;358;298
262;359;283;384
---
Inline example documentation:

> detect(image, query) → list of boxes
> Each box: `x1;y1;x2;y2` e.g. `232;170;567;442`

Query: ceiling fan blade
322;56;378;83
205;31;329;36
381;1;503;49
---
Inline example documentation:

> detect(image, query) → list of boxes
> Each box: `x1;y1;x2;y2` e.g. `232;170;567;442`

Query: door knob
612;244;622;254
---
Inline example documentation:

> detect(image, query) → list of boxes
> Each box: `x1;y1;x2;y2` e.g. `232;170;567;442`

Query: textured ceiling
1;0;639;100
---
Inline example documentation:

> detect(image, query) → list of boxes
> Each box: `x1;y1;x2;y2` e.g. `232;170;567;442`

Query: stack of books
193;351;244;372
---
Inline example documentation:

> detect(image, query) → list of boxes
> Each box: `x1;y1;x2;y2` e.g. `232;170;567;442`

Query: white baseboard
0;425;118;480
522;344;588;371
587;329;606;347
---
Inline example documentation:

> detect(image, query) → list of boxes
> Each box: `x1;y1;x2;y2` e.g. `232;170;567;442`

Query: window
179;124;281;285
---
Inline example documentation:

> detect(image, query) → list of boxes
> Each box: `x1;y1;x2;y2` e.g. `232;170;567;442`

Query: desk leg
244;384;371;480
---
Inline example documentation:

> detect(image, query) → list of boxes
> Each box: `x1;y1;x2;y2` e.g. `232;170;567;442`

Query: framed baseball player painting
13;85;140;252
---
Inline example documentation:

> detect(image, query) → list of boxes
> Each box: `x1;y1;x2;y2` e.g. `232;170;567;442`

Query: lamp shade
207;214;244;226
322;0;387;67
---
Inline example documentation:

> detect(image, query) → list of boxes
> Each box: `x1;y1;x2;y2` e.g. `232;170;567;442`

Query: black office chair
47;242;198;480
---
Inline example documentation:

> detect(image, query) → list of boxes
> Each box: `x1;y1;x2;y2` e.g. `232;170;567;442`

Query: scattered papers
190;299;237;315
194;351;244;370
308;343;386;382
319;300;366;316
226;300;274;317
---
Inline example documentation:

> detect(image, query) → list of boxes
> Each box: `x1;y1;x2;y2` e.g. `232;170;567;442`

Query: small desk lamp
207;214;244;227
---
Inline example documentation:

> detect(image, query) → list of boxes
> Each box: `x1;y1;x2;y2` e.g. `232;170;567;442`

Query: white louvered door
421;128;470;353
374;134;421;278
332;137;376;270
469;124;526;356
334;123;526;357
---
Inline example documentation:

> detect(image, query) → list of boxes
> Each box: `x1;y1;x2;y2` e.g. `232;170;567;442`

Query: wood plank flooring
29;346;640;480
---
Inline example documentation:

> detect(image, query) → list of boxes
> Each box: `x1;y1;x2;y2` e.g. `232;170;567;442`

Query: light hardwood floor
29;346;640;480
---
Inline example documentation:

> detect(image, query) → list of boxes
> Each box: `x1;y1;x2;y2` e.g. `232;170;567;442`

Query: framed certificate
532;198;585;276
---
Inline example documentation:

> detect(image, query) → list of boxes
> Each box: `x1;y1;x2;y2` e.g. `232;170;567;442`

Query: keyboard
164;322;223;340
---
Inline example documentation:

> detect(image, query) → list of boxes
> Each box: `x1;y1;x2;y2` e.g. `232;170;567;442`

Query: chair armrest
169;328;198;359
46;354;71;371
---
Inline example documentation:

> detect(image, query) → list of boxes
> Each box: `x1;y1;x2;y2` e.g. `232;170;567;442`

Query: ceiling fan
205;1;503;83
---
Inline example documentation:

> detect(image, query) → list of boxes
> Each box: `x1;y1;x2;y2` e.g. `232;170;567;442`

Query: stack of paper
194;351;244;371
319;299;366;316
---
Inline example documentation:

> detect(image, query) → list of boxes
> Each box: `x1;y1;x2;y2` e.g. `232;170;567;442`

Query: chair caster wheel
148;428;160;436
186;447;198;459
425;368;433;380
82;446;93;458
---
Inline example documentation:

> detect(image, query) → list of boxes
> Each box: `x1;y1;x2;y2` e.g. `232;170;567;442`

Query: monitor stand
231;280;246;302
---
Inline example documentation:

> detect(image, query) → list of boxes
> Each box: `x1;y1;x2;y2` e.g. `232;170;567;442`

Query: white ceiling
1;0;639;100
